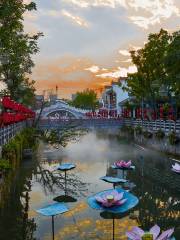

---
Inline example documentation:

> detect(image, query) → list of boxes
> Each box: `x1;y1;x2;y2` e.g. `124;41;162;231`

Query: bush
135;125;142;134
0;159;11;170
121;125;129;132
155;129;165;139
121;125;134;135
168;131;179;145
143;131;153;138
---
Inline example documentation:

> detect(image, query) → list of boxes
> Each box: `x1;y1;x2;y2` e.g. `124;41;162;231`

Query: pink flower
115;160;132;168
95;190;127;208
126;225;174;240
172;163;180;173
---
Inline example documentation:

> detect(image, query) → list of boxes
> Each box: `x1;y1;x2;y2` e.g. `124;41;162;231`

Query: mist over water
0;131;179;240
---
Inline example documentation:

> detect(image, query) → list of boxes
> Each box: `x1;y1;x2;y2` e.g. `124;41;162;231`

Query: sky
23;0;180;99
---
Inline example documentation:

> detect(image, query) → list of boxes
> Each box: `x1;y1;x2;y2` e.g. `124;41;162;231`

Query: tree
70;89;98;110
126;29;171;112
0;0;42;106
164;30;180;99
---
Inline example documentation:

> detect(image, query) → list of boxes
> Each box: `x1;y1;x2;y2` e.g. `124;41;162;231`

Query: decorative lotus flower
172;163;180;173
126;225;174;240
115;160;132;168
95;190;127;208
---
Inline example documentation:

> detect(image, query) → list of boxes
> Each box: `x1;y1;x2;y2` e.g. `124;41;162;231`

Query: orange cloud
33;56;113;98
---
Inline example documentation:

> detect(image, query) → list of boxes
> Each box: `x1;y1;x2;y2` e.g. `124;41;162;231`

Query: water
0;131;179;240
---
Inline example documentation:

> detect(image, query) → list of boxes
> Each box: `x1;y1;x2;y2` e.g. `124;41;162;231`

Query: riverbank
0;128;38;208
119;126;180;157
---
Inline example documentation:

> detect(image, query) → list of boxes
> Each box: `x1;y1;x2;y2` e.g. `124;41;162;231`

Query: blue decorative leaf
57;163;76;171
36;203;69;216
100;176;127;184
88;188;139;213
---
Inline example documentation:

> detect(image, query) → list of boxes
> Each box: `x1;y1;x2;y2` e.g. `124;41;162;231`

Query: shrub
121;125;129;132
155;129;165;139
143;131;153;138
135;125;142;134
0;159;11;171
168;131;179;145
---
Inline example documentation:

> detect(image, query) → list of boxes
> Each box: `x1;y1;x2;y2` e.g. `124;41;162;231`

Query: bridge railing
124;119;180;134
0;121;27;146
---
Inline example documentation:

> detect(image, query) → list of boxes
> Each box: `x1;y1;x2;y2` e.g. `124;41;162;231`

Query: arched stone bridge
37;100;87;120
37;100;123;130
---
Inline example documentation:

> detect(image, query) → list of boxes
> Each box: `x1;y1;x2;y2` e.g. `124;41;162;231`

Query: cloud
85;65;100;73
23;11;38;21
61;10;89;27
129;45;141;51
63;0;179;29
129;0;180;29
63;0;128;9
96;65;137;78
23;0;32;3
121;58;132;63
33;57;109;98
119;49;131;56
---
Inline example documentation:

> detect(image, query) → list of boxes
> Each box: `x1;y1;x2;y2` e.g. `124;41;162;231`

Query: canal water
0;131;179;240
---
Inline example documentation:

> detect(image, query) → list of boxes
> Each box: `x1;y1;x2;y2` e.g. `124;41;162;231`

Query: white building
101;77;128;114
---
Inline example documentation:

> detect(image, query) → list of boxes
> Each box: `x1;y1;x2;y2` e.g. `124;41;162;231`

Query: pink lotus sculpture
115;160;132;168
126;225;174;240
95;190;127;208
172;163;180;173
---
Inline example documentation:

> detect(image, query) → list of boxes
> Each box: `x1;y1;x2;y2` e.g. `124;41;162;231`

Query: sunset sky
24;0;180;99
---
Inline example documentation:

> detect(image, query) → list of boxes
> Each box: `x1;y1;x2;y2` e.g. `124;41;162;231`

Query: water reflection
0;131;180;239
0;159;37;240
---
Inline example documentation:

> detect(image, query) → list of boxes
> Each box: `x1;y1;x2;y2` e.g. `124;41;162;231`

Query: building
71;94;77;101
49;94;58;104
101;77;129;114
35;95;44;109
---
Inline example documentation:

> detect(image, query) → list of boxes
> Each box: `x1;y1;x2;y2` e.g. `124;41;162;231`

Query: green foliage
124;101;134;110
143;131;153;139
121;125;134;135
0;0;43;106
162;103;170;113
2;128;36;166
164;30;180;98
126;29;179;108
0;159;11;170
168;131;179;145
155;129;165;139
70;89;98;110
135;125;142;134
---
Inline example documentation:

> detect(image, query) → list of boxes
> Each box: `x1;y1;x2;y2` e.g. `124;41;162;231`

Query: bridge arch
43;108;80;119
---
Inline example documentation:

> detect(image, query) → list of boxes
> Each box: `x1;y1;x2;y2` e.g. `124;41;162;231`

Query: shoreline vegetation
0;128;37;207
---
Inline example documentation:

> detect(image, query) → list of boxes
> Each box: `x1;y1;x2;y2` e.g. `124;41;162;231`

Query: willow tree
0;0;42;106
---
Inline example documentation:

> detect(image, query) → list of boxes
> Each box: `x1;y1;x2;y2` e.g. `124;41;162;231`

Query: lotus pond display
112;160;135;170
88;188;139;213
115;160;132;168
126;225;175;240
95;190;127;208
172;163;180;174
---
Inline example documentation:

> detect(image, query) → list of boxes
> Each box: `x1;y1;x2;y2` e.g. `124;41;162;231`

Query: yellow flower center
142;233;153;240
106;194;114;202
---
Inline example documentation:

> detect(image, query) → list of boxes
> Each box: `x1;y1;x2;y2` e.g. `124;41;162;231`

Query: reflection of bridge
38;119;124;130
